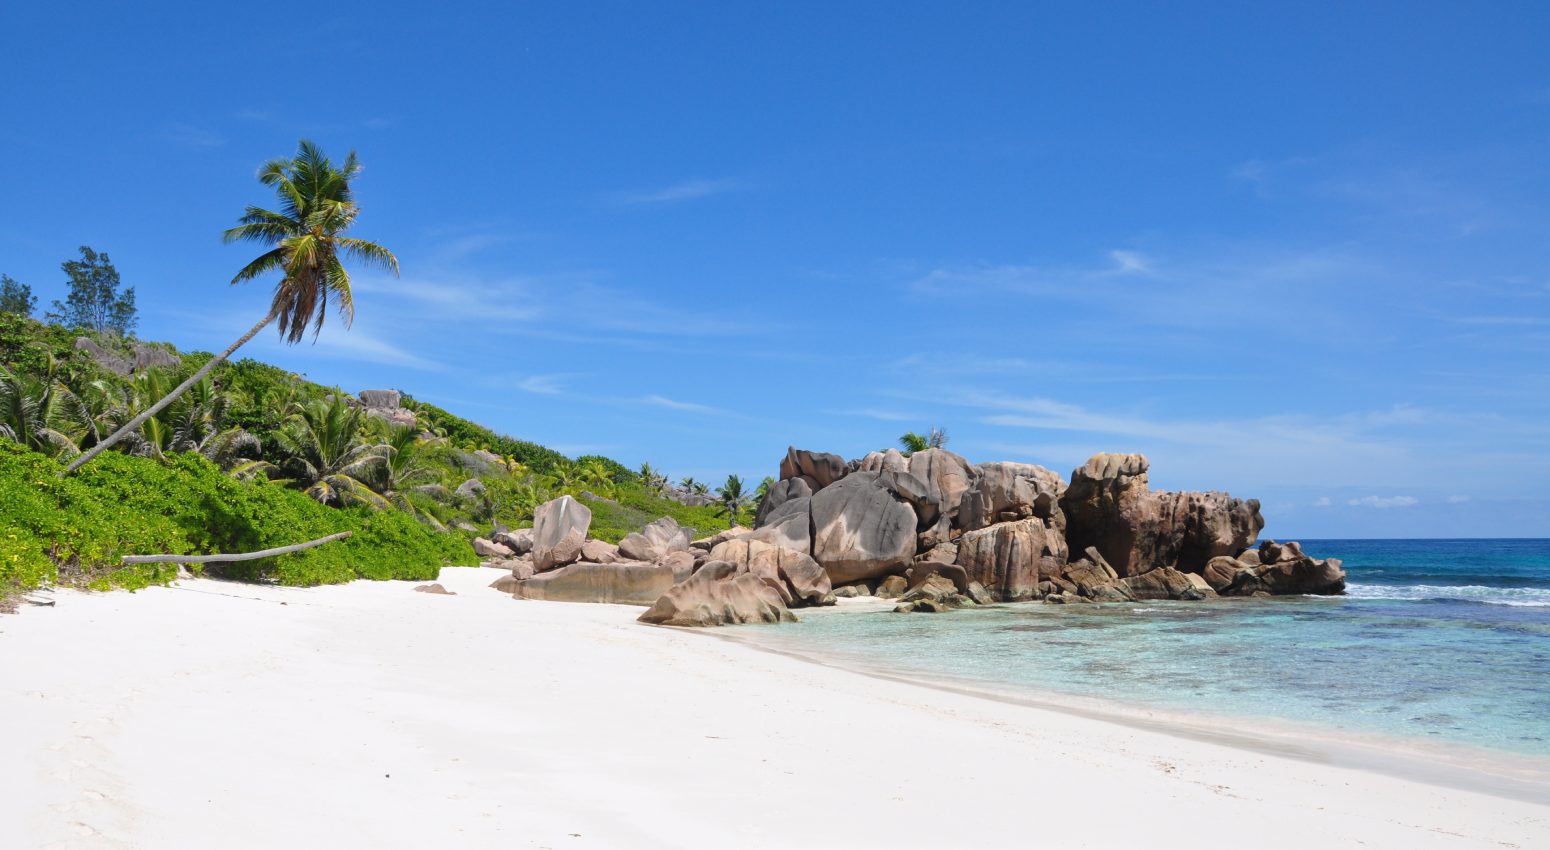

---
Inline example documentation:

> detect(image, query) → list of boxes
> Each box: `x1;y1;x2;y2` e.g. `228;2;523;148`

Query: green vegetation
67;140;399;475
0;442;474;604
898;426;948;455
581;488;731;544
45;247;137;337
0;274;36;318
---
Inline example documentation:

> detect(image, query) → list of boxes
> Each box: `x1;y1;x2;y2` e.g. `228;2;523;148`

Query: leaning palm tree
271;396;389;507
62;139;398;475
714;474;751;524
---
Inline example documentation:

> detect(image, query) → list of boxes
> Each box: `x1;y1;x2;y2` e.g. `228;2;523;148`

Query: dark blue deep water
743;539;1550;757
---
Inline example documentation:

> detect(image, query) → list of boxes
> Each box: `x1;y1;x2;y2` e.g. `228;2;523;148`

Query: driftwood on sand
119;531;353;565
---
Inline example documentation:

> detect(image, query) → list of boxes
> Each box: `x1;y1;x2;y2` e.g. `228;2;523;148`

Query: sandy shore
2;567;1545;849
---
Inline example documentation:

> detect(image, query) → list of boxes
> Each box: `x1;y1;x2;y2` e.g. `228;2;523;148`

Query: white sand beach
2;566;1546;850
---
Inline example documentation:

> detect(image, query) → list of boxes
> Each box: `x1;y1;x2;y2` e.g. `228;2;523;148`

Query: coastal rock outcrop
708;539;834;607
779;447;849;492
905;449;976;527
617;516;692;563
638;561;797;627
513;561;679;605
752;478;811;527
954;518;1066;601
957;461;1063;532
531;495;592;572
1214;541;1346;596
809;472;918;584
1060;453;1263;577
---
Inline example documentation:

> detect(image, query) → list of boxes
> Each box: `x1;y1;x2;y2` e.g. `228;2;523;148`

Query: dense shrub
0;442;476;604
401;396;571;472
582;485;731;543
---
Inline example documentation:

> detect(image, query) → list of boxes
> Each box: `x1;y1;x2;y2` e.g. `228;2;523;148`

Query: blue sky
2;2;1547;538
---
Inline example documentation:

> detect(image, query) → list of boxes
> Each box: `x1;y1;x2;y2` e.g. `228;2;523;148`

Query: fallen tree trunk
120;531;353;565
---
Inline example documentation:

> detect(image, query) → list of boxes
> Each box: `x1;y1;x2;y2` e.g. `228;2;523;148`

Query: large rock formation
809;472;917;584
708;539;834;607
779;447;849;492
954;518;1066;601
1060;453;1262;577
617;516;692;563
730;445;1341;615
531;495;592;572
513;561;679;605
638;561;796;627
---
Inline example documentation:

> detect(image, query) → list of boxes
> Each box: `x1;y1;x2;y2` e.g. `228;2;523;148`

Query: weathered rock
617;516;692;563
778;446;849;492
1060;453;1263;577
753;478;813;527
638;561;796;627
1061;546;1122;597
1089;584;1137;603
515;561;678;605
581;539;619;563
457;479;487;500
359;389;402;409
531;495;592;572
708;539;833;607
1203;556;1250;592
485;557;535;580
857;448;910;475
954;518;1067;601
1119;567;1200;600
905;449;976;526
916;541;959;565
832;584;870;598
903;573;962;604
874;470;941;530
414;582;454;595
1223;551;1346;596
957;461;1064;531
489;573;523;593
875;575;909;599
659;550;698;581
1237;548;1263;567
492;528;534;555
746;497;813;554
904;561;971;596
966;581;995;605
1182;571;1215;597
809;472;917;584
691;526;751;551
472;537;513;558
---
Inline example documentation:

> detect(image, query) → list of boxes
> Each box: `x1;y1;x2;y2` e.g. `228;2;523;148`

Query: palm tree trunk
62;309;277;476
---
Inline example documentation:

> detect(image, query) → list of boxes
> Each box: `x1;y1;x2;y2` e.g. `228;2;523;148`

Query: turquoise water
741;539;1550;758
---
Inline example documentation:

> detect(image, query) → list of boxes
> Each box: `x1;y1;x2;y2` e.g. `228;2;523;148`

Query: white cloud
643;394;722;415
828;408;920;422
1446;494;1471;503
1109;250;1152;274
518;375;565;395
614;178;747;205
1347;495;1419;509
1314;496;1332;507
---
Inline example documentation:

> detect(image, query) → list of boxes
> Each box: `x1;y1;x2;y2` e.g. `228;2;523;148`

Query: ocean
739;539;1550;760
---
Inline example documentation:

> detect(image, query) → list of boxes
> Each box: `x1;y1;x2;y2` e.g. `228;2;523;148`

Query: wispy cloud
827;408;920;422
642;394;725;415
518;375;566;395
1347;495;1419;509
158;123;225;148
613;178;747;205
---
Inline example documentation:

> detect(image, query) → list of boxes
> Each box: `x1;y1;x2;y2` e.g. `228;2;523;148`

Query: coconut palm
370;423;446;526
0;365;78;458
714;474;751;524
63;140;398;475
638;462;669;495
271;396;389;507
898;426;948;456
579;458;616;496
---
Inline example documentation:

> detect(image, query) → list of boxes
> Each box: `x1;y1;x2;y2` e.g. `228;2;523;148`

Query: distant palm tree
579;458;616;495
63;140;398;475
898;426;948;456
272;396;388;507
638;462;669;495
714;474;751;524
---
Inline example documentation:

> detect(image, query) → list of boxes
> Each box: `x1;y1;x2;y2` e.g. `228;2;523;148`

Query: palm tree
579;458;616;496
63;140;398;475
638;462;669;495
0;365;78;458
271;396;388;507
899;426;948;456
371;423;446;527
714;474;751;524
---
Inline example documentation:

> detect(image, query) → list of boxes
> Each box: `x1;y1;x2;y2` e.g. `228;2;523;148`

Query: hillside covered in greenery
0;312;740;607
